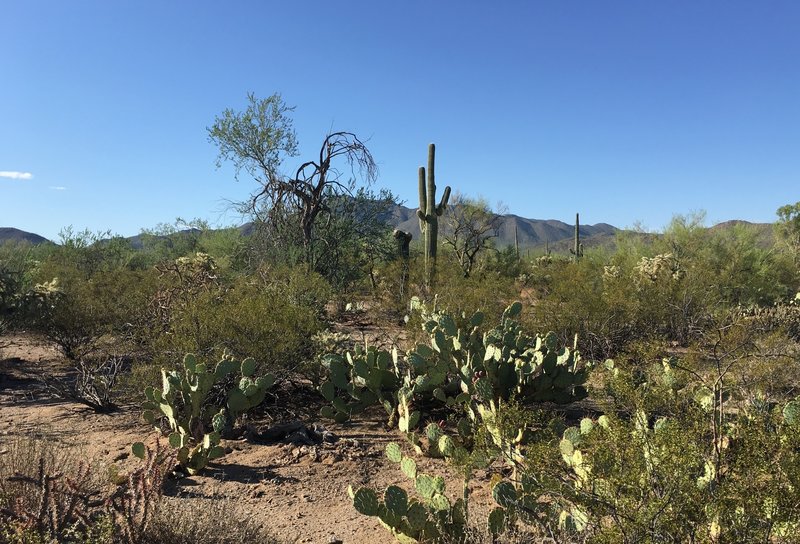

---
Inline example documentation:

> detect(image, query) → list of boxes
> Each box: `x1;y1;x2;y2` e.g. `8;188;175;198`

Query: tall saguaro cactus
570;212;584;262
417;143;451;290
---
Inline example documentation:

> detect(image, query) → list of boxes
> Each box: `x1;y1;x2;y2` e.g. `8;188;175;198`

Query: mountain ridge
0;211;775;251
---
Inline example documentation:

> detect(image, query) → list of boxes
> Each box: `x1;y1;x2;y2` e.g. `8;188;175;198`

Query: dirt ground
0;333;499;544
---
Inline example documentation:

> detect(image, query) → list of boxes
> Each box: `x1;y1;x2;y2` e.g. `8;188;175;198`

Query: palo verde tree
776;201;800;263
441;193;502;278
208;93;379;269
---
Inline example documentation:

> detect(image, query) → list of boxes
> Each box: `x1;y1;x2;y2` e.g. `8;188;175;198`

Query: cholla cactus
603;265;621;281
31;278;62;296
635;253;684;282
158;252;219;291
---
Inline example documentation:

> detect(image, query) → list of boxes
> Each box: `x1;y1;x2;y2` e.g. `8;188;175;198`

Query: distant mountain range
0;227;51;246
385;204;618;251
0;205;775;253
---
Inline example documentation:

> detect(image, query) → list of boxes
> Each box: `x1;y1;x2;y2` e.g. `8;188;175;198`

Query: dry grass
0;437;281;544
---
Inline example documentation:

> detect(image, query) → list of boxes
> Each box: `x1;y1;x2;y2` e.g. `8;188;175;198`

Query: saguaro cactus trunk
417;143;451;291
393;229;412;299
569;212;584;262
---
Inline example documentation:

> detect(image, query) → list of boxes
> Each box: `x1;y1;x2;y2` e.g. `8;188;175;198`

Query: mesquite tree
208;93;378;267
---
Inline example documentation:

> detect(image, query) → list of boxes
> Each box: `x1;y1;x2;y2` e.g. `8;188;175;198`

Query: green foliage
523;214;799;359
208;92;298;183
488;340;800;543
129;219;249;272
0;242;40;324
441;193;501;278
421;268;519;329
49;226;135;275
141;261;328;372
485;245;528;279
23;263;158;360
776;200;800;262
311;187;399;298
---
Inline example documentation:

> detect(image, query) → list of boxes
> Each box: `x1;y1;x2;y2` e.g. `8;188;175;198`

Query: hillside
0;227;50;245
1;213;779;254
388;204;617;250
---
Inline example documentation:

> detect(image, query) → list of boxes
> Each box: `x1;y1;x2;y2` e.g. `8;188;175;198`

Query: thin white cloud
0;171;33;180
48;186;67;191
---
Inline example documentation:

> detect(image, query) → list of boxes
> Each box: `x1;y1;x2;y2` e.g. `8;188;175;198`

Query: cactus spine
570;212;583;261
417;143;451;290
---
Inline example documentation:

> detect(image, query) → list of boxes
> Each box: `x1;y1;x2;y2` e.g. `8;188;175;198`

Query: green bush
142;262;328;373
23;263;158;360
427;266;519;324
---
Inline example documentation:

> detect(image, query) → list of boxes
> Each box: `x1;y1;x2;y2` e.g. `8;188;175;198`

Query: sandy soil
0;333;498;544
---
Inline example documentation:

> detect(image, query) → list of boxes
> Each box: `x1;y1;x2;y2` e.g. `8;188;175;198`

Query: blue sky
2;1;798;240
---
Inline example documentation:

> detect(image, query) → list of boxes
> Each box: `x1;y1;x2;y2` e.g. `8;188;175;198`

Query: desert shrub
46;227;135;276
654;215;798;307
523;247;720;359
520;215;800;360
23;263;158;360
430;266;519;323
126;219;250;274
522;255;641;359
0;241;48;335
373;257;415;316
484;245;529;279
39;356;128;413
0;438;106;542
140;261;328;374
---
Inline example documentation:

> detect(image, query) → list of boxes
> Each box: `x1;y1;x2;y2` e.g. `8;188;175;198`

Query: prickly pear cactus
349;442;468;543
397;301;589;459
318;345;400;424
140;351;274;474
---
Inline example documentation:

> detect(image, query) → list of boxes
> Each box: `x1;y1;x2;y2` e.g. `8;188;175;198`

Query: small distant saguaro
570;212;584;262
